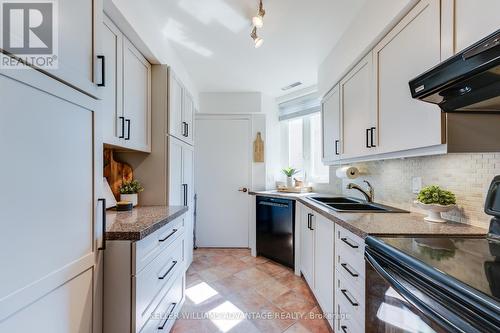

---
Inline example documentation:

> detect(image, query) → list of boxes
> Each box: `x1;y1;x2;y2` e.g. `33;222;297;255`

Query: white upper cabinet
101;15;151;153
102;16;123;147
454;0;500;52
169;69;195;146
123;37;151;152
340;53;376;159
322;85;341;163
373;0;443;154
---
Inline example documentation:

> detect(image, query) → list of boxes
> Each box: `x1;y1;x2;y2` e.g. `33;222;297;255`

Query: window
287;112;329;183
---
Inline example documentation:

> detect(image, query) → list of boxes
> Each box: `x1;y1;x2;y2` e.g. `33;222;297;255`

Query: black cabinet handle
182;122;188;137
159;260;178;280
366;128;371;148
370;127;376;147
97;55;105;87
308;213;314;231
119;117;125;138
341;263;359;277
335;140;340;155
125;119;131;140
158;303;177;330
182;184;188;206
341;325;350;333
341;289;359;307
98;198;106;250
307;213;311;230
341;237;359;249
159;229;178;242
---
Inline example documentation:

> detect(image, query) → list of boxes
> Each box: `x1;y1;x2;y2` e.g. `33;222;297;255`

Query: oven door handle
365;251;476;333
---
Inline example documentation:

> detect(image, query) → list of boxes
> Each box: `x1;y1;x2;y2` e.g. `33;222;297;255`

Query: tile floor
172;248;332;333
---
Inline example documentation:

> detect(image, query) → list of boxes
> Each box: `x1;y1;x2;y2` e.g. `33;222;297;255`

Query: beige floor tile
272;290;316;315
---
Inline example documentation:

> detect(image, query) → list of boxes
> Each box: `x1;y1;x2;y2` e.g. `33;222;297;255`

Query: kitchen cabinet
313;214;335;329
0;67;101;332
169;69;195;146
102;15;151;153
169;136;195;266
298;204;334;329
340;53;376;159
373;0;443;154
454;0;500;53
104;215;186;333
321;85;341;163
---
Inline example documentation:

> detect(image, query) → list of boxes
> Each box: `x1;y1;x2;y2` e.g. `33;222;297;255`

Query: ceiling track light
251;27;264;48
251;0;265;48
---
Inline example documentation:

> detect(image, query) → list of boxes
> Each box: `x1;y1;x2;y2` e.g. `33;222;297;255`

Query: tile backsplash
329;153;500;229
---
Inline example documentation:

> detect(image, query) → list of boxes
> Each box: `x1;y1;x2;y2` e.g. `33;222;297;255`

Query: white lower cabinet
298;204;334;329
104;215;186;333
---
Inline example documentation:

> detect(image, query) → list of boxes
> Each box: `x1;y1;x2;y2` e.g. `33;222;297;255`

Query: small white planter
414;201;456;223
286;177;294;188
121;193;138;207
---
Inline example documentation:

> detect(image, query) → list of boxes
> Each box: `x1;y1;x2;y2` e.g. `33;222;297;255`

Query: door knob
238;187;248;193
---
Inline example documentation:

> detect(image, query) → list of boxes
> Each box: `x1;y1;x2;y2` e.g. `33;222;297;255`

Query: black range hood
409;29;500;113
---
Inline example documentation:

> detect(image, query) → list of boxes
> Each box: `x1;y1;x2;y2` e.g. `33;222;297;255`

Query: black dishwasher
256;196;295;268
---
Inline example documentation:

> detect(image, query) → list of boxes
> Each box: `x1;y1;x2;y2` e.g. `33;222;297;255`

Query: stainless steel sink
309;197;408;213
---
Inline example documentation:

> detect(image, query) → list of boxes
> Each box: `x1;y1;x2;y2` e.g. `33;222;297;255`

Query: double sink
309;196;409;213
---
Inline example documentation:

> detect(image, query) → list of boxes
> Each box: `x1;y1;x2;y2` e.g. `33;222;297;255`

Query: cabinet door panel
182;91;195;145
169;137;184;206
455;0;500;52
375;0;442;154
169;72;184;140
300;207;314;287
102;16;123;146
123;38;151;152
182;145;194;265
322;85;341;163
314;215;334;329
341;54;375;159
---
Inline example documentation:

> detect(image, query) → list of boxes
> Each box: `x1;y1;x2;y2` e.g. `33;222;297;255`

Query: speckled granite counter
105;205;188;241
250;191;487;238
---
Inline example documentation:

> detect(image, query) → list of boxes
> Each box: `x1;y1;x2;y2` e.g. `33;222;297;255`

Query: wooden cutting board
104;149;133;201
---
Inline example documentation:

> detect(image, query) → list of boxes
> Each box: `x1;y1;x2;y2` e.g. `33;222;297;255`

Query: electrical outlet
412;177;422;194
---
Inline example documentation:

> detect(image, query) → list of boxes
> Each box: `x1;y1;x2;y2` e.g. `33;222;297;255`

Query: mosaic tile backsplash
329;153;500;229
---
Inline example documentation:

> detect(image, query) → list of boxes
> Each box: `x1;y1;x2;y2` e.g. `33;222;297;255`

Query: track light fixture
251;0;265;48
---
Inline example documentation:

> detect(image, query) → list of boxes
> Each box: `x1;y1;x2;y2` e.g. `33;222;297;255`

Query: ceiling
143;0;367;97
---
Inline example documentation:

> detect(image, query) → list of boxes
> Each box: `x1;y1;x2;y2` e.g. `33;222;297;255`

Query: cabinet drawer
336;273;364;333
335;225;365;279
141;273;185;333
135;237;184;331
338;309;364;333
134;216;185;273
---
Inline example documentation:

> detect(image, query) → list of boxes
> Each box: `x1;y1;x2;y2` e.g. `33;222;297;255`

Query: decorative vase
414;201;456;223
286;177;294;188
121;193;138;207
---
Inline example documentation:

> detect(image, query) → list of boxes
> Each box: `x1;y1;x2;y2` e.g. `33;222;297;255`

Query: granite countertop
105;205;188;241
250;190;487;239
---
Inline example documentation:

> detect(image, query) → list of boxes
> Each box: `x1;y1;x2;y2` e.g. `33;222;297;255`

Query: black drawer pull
98;198;106;250
158;302;177;330
370;127;376;148
119;116;125;138
341;289;359;307
97;55;105;87
366;128;371;148
341;237;359;249
335;139;340;155
125;119;131;140
341;325;349;333
341;263;359;277
159;229;178;242
159;261;177;280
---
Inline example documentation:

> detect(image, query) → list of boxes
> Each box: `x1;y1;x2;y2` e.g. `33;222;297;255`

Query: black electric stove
364;176;500;332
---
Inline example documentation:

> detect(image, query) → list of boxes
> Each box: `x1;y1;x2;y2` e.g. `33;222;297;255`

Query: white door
374;0;442;154
454;0;500;52
169;71;184;140
300;206;314;287
123;38;151;152
102;15;123;146
0;68;98;332
195;117;251;247
322;85;341;163
340;53;376;159
314;214;335;329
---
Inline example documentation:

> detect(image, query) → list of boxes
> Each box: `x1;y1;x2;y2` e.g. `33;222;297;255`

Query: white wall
106;0;199;105
318;0;418;97
199;92;262;114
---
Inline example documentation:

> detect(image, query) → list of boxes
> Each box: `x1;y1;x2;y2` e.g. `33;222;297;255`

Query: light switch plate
412;177;422;194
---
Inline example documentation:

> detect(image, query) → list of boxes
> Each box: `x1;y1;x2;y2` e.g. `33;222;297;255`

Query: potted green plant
119;179;144;207
414;185;456;223
282;167;299;188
